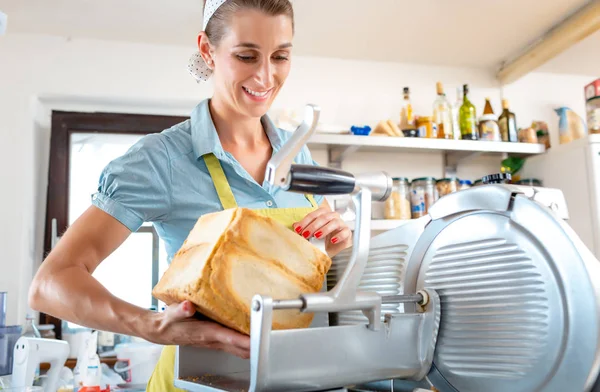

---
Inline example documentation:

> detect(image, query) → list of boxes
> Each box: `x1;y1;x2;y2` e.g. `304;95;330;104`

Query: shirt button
266;200;274;207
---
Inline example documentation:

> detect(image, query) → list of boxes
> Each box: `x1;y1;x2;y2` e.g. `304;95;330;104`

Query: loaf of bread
152;207;332;335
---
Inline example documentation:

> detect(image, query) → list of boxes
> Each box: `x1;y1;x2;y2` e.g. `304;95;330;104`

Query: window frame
43;111;188;338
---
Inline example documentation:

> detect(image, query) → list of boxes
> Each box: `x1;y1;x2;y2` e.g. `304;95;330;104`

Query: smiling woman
28;0;352;391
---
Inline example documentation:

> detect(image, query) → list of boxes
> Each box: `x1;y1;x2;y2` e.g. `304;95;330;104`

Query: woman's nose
256;59;274;86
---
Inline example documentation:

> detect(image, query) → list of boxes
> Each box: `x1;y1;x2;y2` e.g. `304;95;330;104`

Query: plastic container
384;178;411;220
114;342;162;385
436;178;459;197
458;180;472;190
350;125;372;136
410;178;437;218
0;326;23;376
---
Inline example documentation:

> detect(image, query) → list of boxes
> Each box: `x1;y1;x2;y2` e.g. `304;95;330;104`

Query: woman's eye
274;56;289;62
236;55;256;62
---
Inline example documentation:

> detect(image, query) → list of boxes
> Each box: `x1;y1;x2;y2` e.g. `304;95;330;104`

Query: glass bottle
433;82;454;139
459;84;478;140
400;87;415;131
452;87;463;140
498;98;518;142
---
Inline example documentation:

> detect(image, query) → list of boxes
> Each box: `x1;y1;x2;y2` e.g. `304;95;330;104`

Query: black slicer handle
286;165;356;195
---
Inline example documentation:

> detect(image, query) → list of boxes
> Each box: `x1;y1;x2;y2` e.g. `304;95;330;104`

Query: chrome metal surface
401;185;600;392
265;104;320;188
354;172;393;202
175;169;599;392
381;294;423;304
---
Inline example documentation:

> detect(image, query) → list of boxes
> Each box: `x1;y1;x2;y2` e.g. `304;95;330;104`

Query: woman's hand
147;301;251;359
293;205;352;258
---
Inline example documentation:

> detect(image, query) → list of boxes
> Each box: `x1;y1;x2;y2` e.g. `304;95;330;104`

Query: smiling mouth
242;86;271;98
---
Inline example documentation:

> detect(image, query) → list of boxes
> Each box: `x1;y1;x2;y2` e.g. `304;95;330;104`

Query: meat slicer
173;105;600;392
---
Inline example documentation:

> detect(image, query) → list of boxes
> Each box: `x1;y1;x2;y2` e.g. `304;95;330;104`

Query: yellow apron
146;153;319;392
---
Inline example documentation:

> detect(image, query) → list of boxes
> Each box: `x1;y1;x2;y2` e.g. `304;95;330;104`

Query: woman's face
203;9;294;119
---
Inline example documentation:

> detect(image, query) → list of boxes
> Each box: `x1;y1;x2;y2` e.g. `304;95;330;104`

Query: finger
292;208;328;237
311;217;346;240
190;320;251;350
164;301;196;323
302;212;341;239
326;227;352;246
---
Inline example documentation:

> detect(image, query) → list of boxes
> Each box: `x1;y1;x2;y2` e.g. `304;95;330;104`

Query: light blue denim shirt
91;99;324;261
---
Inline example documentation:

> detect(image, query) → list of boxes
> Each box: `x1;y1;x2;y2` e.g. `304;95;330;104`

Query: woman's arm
29;206;250;358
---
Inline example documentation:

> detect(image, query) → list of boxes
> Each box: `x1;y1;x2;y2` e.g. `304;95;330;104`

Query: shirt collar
191;99;284;160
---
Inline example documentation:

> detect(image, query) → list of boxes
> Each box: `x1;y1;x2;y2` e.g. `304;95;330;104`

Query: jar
516;178;543;187
436;178;459;197
385;178;411;220
458;180;472;190
416;116;436;138
410;177;437;218
478;115;501;141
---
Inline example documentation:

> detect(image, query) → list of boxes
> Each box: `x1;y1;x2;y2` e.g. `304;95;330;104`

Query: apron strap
203;153;238;210
204;153;319;210
305;194;319;208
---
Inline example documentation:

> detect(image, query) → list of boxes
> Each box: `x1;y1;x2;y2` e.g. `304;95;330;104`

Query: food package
585;79;600;134
533;121;551;149
152;208;332;335
371;120;403;137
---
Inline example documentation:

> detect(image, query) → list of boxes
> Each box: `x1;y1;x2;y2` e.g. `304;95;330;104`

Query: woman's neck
208;97;268;150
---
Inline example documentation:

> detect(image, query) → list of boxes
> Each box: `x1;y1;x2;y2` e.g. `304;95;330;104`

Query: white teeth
243;87;269;97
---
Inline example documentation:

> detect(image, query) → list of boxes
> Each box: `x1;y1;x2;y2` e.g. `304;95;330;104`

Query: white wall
0;32;594;326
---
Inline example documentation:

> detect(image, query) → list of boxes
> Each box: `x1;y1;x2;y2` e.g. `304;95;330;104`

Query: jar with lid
478;114;501;141
458;179;472;190
436;178;459;197
410;177;438;218
385;178;411;220
416;116;436;138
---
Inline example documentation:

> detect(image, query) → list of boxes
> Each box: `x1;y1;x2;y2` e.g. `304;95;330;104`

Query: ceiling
1;0;596;74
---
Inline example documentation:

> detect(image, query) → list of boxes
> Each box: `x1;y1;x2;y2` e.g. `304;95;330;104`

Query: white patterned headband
188;0;228;82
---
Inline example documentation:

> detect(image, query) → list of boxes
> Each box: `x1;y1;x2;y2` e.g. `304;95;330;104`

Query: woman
29;0;351;390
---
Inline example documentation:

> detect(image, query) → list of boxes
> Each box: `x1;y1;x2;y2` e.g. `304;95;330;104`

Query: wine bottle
433;82;453;139
498;99;518;142
459;84;478;140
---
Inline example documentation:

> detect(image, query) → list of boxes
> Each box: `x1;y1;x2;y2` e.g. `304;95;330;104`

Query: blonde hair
204;0;295;45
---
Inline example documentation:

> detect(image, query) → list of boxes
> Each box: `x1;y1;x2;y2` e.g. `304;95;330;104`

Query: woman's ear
197;32;214;69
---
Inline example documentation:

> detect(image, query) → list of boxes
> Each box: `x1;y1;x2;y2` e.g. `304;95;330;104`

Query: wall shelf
307;134;547;175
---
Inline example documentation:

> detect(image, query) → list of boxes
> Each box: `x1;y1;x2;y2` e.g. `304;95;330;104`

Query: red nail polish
331;237;338;244
315;231;323;239
303;230;310;238
295;226;302;233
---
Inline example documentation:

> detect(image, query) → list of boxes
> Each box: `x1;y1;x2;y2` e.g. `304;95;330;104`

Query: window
43;111;187;337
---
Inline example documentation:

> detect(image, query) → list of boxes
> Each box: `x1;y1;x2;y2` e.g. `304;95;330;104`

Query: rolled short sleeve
91;134;172;232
